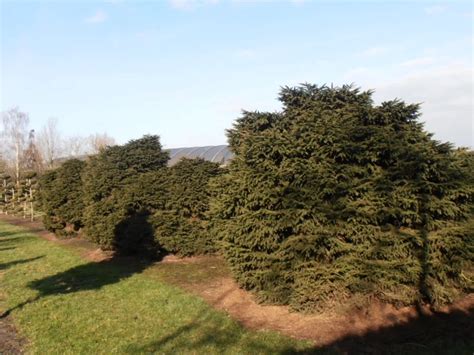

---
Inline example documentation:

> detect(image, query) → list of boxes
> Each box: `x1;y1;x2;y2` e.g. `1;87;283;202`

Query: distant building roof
167;145;233;166
55;145;234;167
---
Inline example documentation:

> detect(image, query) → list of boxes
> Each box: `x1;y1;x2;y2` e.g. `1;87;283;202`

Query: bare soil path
0;315;25;354
1;214;473;353
153;255;474;351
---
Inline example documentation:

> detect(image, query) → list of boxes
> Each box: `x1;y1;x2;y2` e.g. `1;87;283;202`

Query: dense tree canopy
22;84;473;313
82;135;169;252
39;159;86;235
151;158;222;256
212;84;473;311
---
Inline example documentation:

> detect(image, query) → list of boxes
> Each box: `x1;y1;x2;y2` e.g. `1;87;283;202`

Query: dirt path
158;255;474;349
1;214;473;352
0;316;25;355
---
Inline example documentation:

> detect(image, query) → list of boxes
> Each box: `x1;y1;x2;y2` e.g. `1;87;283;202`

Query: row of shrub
39;135;221;256
38;84;473;313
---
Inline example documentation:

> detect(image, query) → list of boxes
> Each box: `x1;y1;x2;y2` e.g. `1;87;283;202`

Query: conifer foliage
39;159;85;235
151;158;222;256
213;84;473;311
82;135;169;253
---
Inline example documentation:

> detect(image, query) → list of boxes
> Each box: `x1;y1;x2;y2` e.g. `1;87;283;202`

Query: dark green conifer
151;158;222;256
213;84;473;311
82;135;169;252
39;159;86;235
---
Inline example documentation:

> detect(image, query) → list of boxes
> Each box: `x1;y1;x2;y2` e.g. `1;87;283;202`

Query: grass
0;221;312;354
2;220;472;355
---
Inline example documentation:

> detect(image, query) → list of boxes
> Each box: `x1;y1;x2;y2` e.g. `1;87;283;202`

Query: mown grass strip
0;221;312;354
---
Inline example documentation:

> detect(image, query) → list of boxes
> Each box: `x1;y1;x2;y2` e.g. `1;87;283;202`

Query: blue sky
1;0;472;148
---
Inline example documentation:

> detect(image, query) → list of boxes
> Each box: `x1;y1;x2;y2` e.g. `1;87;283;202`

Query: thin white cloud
424;5;446;15
374;64;473;148
84;10;108;24
400;57;434;68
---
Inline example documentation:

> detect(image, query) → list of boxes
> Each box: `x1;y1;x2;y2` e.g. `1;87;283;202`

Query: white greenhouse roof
166;145;233;166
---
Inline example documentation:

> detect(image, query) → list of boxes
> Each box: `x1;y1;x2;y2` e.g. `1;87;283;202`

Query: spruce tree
151;158;222;256
213;84;473;311
38;169;62;231
82;135;169;252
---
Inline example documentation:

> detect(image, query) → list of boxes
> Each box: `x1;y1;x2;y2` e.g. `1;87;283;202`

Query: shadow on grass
1;215;160;319
0;256;44;271
0;234;36;244
310;305;474;354
127;302;473;354
0;221;40;238
29;257;152;295
0;256;153;319
0;231;16;239
0;217;44;233
124;287;310;354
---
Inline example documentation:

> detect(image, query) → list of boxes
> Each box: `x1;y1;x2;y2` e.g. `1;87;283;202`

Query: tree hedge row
39;135;221;257
211;84;473;312
37;84;473;313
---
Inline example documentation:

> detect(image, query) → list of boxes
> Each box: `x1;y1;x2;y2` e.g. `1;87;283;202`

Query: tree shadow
29;257;152;296
0;256;44;271
125;302;473;354
0;232;12;239
308;304;474;354
113;212;164;258
1;213;162;320
0;256;153;319
123;287;311;354
0;233;26;240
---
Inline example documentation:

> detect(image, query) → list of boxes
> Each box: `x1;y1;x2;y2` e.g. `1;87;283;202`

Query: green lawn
0;221;312;354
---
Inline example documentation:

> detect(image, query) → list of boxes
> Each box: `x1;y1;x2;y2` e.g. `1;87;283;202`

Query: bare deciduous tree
88;133;116;154
63;135;88;157
1;108;30;186
37;117;62;169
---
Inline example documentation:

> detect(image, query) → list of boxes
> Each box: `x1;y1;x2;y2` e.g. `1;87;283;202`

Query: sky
1;0;473;149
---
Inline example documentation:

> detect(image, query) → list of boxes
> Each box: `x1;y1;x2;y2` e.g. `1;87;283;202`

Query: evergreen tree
151;158;222;256
23;129;43;173
38;170;61;230
82;135;169;252
39;159;86;235
213;84;473;311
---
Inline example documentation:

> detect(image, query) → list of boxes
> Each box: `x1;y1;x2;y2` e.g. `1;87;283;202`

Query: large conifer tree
213;84;473;311
82;135;169;252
